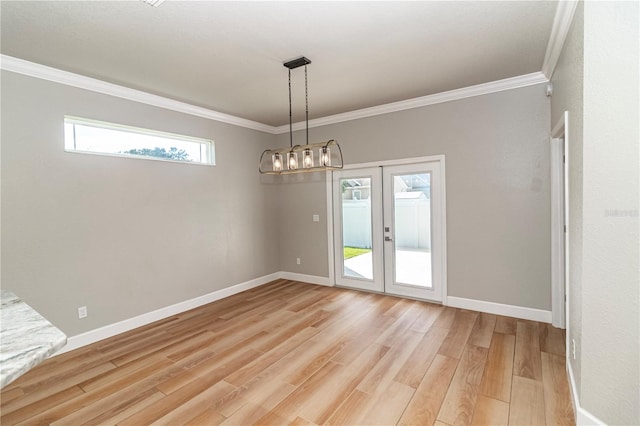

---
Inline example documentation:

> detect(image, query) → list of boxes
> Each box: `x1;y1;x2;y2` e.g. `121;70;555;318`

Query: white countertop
0;290;67;388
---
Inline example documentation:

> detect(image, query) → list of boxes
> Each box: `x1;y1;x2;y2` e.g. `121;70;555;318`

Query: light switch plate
312;214;320;222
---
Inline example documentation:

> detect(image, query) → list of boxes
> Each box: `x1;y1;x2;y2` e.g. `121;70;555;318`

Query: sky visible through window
64;120;212;164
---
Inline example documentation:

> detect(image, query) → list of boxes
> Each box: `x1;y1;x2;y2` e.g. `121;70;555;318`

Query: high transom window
64;116;214;165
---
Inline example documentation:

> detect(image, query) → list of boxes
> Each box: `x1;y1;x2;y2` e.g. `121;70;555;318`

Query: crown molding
541;0;579;79
1;55;548;136
0;55;276;134
274;71;548;134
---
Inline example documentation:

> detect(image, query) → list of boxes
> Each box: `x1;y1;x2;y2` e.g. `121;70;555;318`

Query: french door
332;160;445;302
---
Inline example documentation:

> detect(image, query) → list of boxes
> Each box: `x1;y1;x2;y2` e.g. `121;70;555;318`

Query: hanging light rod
259;56;343;175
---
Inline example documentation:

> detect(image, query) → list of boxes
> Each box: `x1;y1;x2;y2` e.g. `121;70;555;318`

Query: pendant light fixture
259;57;343;174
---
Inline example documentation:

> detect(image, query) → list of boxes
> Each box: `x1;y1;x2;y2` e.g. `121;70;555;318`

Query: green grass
343;246;372;260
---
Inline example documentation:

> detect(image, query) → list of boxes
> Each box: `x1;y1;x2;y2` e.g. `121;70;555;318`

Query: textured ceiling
0;1;558;126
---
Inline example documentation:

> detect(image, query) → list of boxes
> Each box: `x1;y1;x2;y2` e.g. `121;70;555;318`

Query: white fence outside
342;198;431;250
342;200;372;248
394;198;431;250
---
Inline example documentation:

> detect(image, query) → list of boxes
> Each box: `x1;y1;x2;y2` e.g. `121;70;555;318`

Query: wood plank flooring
0;280;575;425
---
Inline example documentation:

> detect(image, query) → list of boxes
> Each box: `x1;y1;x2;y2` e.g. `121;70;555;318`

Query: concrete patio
343;249;432;287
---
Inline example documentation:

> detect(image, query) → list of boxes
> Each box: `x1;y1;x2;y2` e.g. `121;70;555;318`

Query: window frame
64;116;215;166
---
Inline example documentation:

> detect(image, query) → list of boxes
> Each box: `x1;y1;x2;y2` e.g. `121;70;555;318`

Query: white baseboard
54;272;281;355
567;361;606;425
53;274;556;357
446;296;552;323
279;272;332;287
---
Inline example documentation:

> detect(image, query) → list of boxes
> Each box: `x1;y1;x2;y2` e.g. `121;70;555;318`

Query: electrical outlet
571;339;576;360
296;257;301;265
78;306;88;319
312;214;320;222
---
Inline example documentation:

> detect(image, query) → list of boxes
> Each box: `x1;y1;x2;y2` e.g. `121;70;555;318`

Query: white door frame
331;167;385;292
326;155;447;305
550;111;569;330
382;162;444;302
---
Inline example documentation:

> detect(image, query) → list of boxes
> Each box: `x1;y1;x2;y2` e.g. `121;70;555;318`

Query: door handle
385;236;393;242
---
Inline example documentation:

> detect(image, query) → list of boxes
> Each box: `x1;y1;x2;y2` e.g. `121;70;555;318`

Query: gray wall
276;173;331;277
550;0;584;400
1;71;280;336
278;84;552;310
552;2;639;424
580;2;639;423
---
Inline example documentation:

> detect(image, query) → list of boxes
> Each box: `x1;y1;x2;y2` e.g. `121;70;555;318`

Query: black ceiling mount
283;56;311;69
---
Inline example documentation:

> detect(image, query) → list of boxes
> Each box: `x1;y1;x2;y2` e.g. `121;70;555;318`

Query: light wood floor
0;280;575;425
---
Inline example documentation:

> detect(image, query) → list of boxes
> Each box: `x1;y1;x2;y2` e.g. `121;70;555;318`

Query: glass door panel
341;177;373;279
392;172;432;287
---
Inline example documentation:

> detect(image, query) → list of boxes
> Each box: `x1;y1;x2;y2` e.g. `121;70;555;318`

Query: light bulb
319;146;331;166
303;148;314;168
272;153;283;172
288;151;298;170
